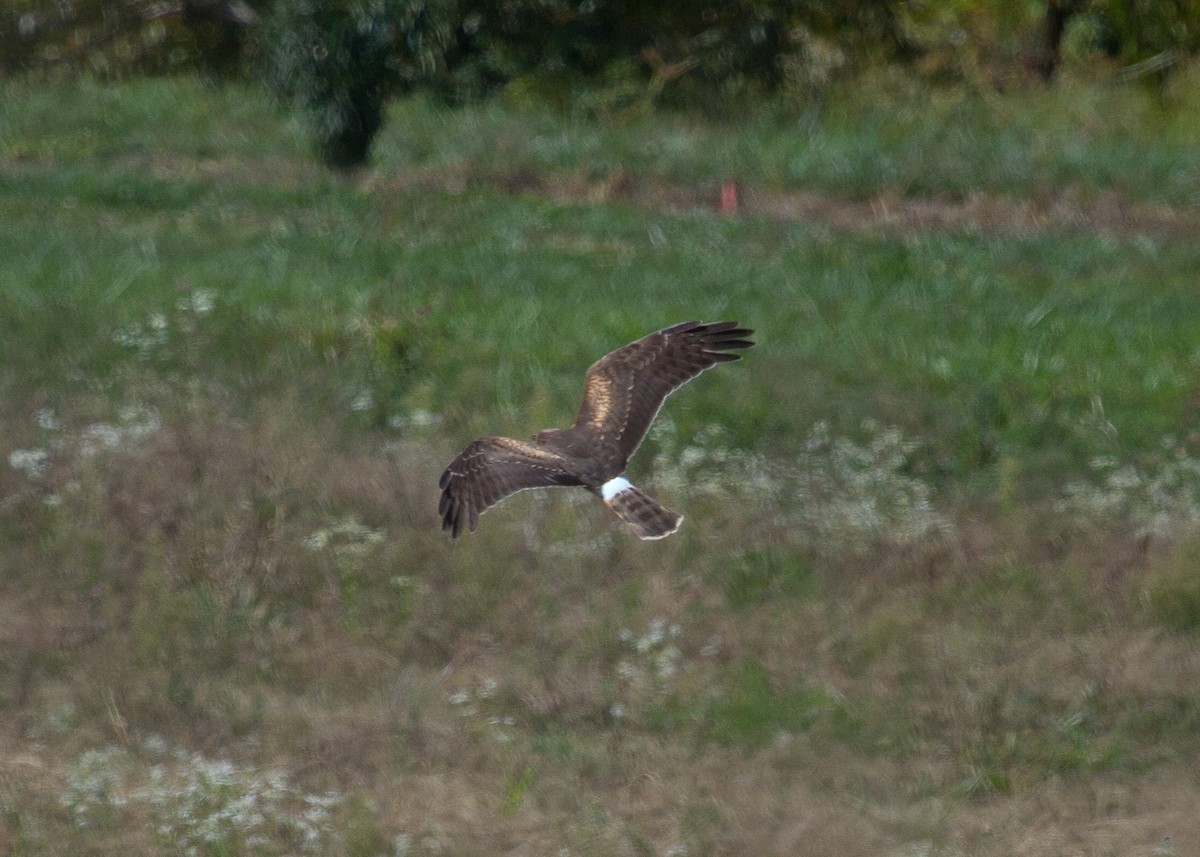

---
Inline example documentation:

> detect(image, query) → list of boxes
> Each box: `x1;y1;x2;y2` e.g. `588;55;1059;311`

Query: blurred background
4;1;1200;164
2;2;1200;855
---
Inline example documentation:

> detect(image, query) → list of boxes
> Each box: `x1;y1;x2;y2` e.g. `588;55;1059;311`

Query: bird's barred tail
600;477;683;540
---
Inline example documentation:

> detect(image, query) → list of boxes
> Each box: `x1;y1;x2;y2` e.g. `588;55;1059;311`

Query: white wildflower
187;288;215;316
117;404;161;441
655;645;680;680
393;833;411;857
303;517;384;555
616;660;641;683
303;530;330;551
9;448;48;480
1060;443;1200;540
113;313;170;358
388;408;442;430
80;423;122;456
657;421;951;550
141;734;169;756
142;744;342;853
407;409;440;427
61;746;128;828
350;389;375;412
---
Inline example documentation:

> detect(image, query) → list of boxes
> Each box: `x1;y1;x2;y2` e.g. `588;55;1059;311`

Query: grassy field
2;74;1200;856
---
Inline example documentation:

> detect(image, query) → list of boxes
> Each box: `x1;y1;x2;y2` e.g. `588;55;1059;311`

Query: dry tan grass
3;389;1200;856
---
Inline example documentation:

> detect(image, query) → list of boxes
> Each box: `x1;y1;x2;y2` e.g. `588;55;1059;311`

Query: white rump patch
600;476;634;501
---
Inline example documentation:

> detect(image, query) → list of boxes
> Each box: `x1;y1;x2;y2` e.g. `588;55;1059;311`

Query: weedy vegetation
2;72;1200;856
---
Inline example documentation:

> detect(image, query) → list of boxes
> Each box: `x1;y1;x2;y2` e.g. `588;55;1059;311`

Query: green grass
5;92;1200;478
4;162;1199;494
3;74;1200;856
379;71;1200;204
5;71;1200;203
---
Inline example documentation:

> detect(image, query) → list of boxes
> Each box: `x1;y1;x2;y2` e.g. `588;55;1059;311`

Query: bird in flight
439;320;754;540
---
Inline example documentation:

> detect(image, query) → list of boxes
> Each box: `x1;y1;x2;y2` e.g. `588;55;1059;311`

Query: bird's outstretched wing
438;437;582;538
573;320;755;459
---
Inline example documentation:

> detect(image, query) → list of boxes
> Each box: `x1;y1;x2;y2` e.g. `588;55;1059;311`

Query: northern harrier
439;320;754;540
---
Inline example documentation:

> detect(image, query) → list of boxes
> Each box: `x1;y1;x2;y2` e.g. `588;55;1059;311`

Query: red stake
719;181;739;216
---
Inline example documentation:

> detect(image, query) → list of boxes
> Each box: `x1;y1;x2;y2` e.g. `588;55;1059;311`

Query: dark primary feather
574;320;755;459
438;437;581;537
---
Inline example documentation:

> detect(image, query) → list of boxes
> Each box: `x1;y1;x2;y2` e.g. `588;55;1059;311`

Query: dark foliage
433;0;915;105
4;1;1198;168
260;0;453;169
0;0;268;78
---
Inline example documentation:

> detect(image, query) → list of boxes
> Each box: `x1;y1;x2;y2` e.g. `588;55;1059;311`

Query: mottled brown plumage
439;320;754;539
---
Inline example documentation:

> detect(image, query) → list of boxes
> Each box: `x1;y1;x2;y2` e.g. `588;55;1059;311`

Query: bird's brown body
439;320;754;539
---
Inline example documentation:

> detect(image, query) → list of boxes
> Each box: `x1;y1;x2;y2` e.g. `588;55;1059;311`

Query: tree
262;0;452;169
